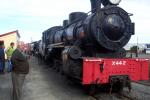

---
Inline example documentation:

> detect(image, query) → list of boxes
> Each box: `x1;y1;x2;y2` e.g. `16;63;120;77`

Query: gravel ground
131;83;150;100
21;57;89;100
0;73;12;100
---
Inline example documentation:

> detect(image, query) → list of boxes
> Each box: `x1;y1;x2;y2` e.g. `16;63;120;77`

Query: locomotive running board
82;58;149;85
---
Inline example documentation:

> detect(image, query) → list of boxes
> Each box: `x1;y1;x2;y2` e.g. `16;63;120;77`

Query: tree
130;46;139;57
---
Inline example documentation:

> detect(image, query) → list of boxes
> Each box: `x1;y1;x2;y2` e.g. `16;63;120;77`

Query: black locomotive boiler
41;0;134;73
39;0;149;94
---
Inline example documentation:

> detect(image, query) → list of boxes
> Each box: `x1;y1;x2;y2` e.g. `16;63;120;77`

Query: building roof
0;30;20;38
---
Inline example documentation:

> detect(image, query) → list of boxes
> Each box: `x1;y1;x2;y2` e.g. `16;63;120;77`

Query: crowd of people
0;42;30;100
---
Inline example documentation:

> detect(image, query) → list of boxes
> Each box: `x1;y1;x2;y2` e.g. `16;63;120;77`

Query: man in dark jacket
11;45;29;100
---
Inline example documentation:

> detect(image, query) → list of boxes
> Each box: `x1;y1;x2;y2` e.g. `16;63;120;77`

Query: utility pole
31;37;33;43
136;36;138;57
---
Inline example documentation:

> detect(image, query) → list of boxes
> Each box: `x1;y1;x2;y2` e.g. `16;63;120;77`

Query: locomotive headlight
109;0;121;5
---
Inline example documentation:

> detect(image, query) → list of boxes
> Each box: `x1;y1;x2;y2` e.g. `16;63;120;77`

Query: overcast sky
0;0;150;43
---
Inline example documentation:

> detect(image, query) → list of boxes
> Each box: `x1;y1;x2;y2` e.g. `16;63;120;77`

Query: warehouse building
0;30;20;58
0;30;20;48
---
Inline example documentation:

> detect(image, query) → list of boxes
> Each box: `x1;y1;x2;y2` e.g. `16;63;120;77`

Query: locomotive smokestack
90;0;101;13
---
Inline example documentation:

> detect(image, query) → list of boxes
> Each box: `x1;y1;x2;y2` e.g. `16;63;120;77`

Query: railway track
90;92;138;100
89;81;150;100
133;81;150;87
132;81;150;97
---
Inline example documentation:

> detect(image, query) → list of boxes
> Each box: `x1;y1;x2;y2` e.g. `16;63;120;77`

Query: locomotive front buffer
83;58;149;94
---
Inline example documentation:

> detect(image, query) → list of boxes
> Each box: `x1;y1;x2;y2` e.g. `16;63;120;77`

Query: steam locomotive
39;0;149;94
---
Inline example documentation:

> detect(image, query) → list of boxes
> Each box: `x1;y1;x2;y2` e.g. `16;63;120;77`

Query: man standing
11;45;29;100
5;42;15;72
0;44;5;74
6;42;15;60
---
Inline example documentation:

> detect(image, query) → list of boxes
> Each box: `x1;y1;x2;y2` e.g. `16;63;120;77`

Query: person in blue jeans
0;44;5;74
5;42;15;72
